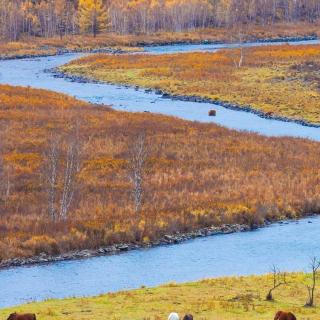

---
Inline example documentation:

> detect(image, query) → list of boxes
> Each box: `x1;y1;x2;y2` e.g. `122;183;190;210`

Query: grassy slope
1;22;320;59
60;44;320;124
0;274;319;320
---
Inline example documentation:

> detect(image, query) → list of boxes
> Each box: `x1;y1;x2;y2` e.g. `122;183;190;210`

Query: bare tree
0;139;4;211
228;30;246;68
237;31;245;68
305;257;320;307
44;126;81;222
128;133;149;213
0;127;10;211
59;136;79;220
266;265;287;301
46;135;59;221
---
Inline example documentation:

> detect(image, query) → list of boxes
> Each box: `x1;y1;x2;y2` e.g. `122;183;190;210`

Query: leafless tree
46;135;59;221
237;31;245;68
128;133;149;213
266;265;287;301
0;139;4;211
59;136;79;220
305;257;320;307
44;126;81;222
0;127;10;212
228;29;245;68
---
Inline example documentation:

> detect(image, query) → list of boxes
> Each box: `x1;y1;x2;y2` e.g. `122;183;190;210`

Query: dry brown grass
0;22;319;59
61;43;320;124
1;84;320;260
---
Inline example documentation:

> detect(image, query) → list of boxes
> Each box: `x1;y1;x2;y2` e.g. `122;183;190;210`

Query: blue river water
0;217;319;308
1;41;320;140
0;40;320;308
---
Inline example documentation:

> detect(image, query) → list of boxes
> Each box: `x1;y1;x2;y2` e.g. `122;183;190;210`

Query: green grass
1;273;320;320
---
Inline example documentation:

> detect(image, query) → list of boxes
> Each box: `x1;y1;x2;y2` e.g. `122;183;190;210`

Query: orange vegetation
1;84;320;260
1;22;320;59
62;43;320;123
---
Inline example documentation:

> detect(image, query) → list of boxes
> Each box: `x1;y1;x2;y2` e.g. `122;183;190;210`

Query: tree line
1;0;320;41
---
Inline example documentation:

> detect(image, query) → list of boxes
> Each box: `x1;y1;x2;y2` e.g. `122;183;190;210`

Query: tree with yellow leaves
78;0;108;37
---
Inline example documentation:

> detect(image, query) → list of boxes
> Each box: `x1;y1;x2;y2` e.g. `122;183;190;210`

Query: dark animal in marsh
274;311;297;320
183;314;194;320
208;109;217;116
7;313;36;320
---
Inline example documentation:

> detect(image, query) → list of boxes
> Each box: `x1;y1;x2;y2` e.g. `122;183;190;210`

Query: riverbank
0;273;317;320
59;43;320;124
0;45;141;61
1;22;319;60
0;223;253;270
52;69;320;129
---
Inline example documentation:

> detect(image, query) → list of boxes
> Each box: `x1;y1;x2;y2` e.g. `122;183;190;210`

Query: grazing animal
168;313;180;320
208;110;217;117
274;311;297;320
7;313;36;320
183;314;193;320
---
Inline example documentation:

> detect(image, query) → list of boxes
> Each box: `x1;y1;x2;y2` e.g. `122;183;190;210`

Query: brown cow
7;313;36;320
183;314;193;320
274;311;297;320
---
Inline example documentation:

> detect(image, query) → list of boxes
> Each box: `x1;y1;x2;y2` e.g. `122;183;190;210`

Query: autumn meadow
0;84;319;261
60;43;320;124
3;0;320;316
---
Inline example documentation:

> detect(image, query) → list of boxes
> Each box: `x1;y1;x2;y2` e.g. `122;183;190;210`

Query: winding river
0;40;320;308
1;40;320;140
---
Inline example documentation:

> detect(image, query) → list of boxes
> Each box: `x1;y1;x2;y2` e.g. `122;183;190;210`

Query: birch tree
45;127;81;222
128;133;149;213
46;135;59;221
59;132;81;220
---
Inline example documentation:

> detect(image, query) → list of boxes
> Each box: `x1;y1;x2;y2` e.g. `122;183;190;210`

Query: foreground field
1;85;320;260
0;22;319;59
61;43;320;124
0;273;319;320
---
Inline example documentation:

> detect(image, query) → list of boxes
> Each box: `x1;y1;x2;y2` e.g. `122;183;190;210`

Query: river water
1;41;320;140
0;40;320;308
0;217;319;308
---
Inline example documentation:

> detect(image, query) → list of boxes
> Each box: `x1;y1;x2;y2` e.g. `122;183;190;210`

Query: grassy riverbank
61;43;320;124
0;22;319;59
1;273;319;320
1;85;320;260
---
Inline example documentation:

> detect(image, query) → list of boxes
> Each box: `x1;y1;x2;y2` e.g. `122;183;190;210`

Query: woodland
1;0;320;40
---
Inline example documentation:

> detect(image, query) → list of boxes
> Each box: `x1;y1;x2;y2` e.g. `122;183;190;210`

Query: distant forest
1;0;320;40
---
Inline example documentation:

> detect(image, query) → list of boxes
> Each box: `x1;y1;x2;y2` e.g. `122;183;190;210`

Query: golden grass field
0;22;319;59
1;85;320;259
1;273;319;320
61;43;320;124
